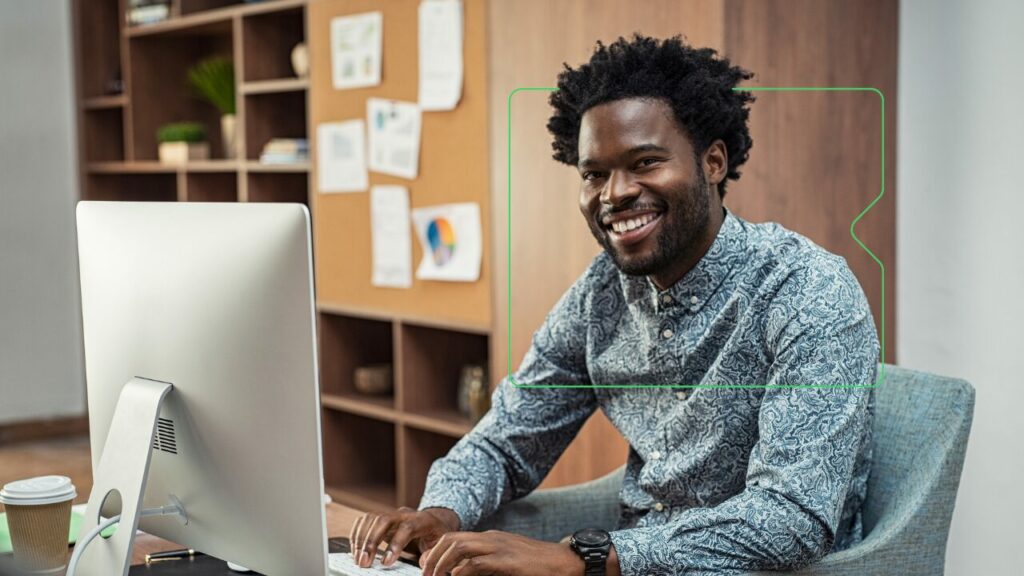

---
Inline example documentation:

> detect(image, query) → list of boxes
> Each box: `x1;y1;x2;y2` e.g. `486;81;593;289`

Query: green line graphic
506;87;885;389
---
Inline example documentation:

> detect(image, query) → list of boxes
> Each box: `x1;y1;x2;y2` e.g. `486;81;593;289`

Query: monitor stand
74;377;180;576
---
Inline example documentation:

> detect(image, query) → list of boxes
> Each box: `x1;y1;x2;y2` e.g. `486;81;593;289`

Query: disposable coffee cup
0;476;76;574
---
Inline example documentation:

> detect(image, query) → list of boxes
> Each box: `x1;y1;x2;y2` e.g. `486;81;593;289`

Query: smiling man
349;35;879;576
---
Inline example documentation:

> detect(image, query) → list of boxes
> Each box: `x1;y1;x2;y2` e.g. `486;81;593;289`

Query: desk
127;502;368;566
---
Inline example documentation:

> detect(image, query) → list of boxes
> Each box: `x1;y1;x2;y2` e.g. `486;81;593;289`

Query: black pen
145;548;201;564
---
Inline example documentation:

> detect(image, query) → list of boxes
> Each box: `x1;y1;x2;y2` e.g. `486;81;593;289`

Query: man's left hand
418;529;584;576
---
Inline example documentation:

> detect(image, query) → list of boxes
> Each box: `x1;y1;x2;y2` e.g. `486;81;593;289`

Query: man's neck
648;207;726;291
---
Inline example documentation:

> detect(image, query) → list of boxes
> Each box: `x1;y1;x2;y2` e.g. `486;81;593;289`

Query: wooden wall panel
488;0;896;488
309;0;491;329
722;0;897;365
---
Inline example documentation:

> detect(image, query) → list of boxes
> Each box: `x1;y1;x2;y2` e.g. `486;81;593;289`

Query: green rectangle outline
507;86;886;389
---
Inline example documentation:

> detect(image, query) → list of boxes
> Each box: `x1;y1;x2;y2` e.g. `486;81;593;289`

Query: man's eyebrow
577;143;671;169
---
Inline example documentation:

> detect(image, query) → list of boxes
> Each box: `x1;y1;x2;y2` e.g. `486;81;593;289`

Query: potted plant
187;56;236;158
157;122;209;164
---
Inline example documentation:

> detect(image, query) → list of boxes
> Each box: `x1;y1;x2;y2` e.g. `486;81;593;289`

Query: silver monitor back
77;201;328;575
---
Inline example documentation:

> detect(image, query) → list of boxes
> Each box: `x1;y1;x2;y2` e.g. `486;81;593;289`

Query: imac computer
75;201;329;575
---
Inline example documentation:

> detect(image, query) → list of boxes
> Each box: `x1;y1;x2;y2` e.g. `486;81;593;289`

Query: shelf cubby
399;323;489;434
399;427;460;507
127;28;234;161
243;90;307;161
242;5;306;83
179;0;239;16
322;410;397;511
82;174;177;202
74;0;122;99
82;108;125;163
185;172;238;202
319;312;396;409
246;172;307;205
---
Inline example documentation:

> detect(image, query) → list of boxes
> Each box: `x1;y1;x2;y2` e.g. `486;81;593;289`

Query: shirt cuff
418;484;476;530
609;526;672;576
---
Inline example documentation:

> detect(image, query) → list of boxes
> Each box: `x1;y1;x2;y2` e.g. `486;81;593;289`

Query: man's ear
702;140;728;188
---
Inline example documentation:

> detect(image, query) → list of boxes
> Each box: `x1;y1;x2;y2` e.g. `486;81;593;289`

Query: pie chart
427;217;456;266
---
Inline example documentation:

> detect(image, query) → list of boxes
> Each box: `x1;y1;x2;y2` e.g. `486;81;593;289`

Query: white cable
66;502;186;576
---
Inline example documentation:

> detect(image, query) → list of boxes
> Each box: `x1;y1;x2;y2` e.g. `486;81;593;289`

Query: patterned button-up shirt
419;208;879;575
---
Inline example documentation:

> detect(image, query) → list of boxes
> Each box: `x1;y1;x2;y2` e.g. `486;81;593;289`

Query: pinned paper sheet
331;11;383;90
367;98;422;179
418;0;463;111
317;120;368;193
371;185;413;288
411;203;481;282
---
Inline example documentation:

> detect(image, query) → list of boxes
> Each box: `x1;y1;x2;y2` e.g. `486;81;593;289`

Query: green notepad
0;511;117;554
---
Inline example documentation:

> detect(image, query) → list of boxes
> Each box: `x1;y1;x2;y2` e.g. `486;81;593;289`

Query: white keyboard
329;552;423;575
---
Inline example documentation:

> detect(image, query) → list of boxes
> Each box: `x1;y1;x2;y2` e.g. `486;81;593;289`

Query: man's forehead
578;98;688;164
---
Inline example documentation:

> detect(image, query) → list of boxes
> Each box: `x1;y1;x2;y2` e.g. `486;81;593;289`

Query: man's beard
590;170;710;277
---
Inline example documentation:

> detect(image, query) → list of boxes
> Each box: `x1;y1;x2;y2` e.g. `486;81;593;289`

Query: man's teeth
611;213;657;234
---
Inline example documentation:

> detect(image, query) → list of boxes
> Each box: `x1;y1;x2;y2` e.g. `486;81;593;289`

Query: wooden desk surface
129;503;366;565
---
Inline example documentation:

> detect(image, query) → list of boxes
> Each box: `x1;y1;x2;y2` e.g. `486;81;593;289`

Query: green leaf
187;56;236;115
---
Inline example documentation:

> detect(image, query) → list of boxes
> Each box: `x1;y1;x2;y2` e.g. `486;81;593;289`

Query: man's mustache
596;201;667;222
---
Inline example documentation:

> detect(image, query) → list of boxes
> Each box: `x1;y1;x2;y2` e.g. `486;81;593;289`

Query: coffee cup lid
0;476;76;506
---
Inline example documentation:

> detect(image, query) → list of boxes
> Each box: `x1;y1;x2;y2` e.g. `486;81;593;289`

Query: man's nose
600;170;641;206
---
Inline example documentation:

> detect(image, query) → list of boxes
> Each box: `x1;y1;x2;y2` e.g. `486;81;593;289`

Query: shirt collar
621;207;748;314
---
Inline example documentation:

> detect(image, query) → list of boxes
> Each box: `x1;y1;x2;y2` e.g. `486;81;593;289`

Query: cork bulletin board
309;0;491;329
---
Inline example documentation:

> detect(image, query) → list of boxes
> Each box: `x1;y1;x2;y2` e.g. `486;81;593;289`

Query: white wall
899;0;1024;572
0;0;85;423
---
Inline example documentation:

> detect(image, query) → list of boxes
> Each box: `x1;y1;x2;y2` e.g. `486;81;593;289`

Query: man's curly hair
547;34;755;197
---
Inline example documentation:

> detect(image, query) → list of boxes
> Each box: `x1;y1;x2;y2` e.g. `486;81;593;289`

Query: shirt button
654;502;665;512
689;295;699;304
661;329;673;339
650;450;661;460
662;294;673;304
676;391;687;400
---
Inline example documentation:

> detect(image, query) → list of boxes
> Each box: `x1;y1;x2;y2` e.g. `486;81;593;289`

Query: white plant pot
158;141;210;164
221;114;237;159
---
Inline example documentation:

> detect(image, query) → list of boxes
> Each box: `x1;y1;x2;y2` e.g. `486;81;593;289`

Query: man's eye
637;158;660;168
582;171;605;182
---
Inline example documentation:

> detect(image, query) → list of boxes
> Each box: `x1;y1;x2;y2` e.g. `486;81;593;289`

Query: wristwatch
569;528;611;576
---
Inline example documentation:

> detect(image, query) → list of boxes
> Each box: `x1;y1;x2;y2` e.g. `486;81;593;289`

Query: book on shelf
259;138;309;164
128;0;170;26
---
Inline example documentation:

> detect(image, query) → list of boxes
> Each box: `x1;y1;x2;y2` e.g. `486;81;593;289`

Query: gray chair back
861;364;974;558
779;364;976;576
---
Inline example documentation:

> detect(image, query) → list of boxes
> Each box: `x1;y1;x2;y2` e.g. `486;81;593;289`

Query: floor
0;435;93;512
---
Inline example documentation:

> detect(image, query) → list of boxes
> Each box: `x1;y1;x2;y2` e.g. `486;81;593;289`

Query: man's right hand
349;506;461;568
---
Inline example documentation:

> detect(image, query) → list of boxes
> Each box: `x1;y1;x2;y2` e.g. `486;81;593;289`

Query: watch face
573;528;610;547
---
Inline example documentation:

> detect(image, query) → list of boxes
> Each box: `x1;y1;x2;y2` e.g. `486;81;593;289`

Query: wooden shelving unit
72;0;312;205
72;0;493;511
316;306;487;510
